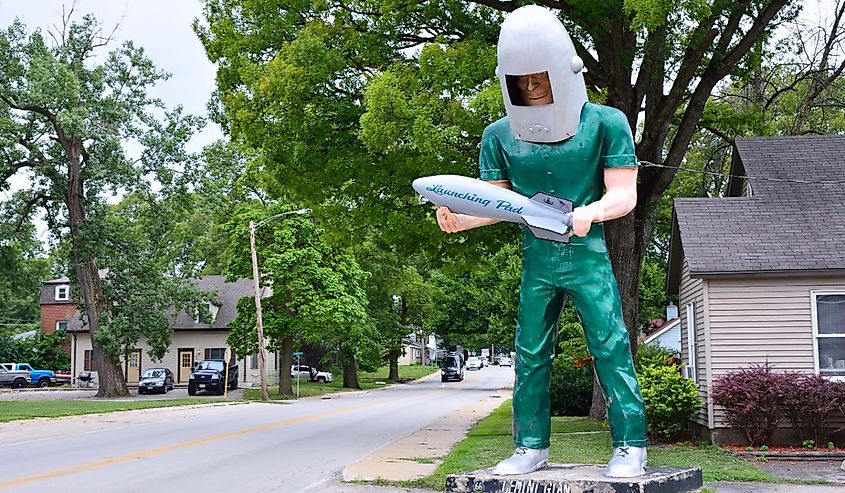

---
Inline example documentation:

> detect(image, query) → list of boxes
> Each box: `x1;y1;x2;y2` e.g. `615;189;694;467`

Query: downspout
72;332;77;387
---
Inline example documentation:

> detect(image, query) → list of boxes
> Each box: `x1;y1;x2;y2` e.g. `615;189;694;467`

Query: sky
0;0;223;239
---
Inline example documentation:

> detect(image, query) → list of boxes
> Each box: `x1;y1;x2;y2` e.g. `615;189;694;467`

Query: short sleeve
601;108;639;169
479;125;509;181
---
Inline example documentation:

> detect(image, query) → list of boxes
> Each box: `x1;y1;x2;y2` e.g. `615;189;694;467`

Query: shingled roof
64;276;260;332
668;135;845;292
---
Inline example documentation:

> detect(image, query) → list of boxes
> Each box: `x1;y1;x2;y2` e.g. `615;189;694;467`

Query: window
204;348;235;362
84;350;99;372
196;303;222;324
250;353;259;370
56;321;68;332
812;292;845;378
55;285;69;301
685;302;697;381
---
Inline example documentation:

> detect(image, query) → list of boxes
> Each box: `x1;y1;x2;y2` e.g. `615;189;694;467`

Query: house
397;333;438;365
641;318;681;354
40;274;278;387
667;135;845;443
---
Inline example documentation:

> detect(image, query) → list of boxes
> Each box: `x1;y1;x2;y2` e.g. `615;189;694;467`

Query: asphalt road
0;366;513;493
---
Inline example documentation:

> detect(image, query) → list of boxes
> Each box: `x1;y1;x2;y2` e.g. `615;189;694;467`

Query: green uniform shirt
479;102;638;242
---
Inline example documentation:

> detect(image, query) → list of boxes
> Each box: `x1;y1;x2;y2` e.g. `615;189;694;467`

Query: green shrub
550;338;593;416
635;342;679;371
639;364;701;441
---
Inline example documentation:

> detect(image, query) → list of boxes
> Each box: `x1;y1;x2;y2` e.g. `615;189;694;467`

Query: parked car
188;360;238;395
466;356;483;371
498;356;513;367
440;354;464;382
138;368;174;394
0;366;29;388
0;362;64;387
290;365;333;383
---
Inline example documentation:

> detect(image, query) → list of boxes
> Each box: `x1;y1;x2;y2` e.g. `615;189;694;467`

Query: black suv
440;353;464;382
188;359;238;395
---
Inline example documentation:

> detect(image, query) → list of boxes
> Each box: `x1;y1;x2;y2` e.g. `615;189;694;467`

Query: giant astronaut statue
435;6;648;477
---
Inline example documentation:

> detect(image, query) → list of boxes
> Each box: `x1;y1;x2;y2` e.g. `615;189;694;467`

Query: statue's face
515;72;553;106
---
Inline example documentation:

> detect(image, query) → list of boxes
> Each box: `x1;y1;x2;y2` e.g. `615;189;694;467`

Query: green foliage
638;364;701;441
0;202;51;326
224;203;373;369
635;342;679;370
550;345;594;417
428;242;521;351
0;329;70;371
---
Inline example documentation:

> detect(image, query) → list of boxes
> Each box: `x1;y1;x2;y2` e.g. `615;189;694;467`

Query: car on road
465;356;483;371
498;356;513;367
440;354;464;382
188;360;238;395
291;365;333;383
0;366;29;388
138;368;174;394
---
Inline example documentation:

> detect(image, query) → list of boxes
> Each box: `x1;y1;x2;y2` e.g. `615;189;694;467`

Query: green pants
513;232;647;449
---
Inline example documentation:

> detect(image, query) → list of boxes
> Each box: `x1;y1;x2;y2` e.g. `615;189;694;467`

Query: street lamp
249;208;310;401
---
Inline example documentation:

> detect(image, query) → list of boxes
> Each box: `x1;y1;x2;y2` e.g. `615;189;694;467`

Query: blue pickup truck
0;363;65;388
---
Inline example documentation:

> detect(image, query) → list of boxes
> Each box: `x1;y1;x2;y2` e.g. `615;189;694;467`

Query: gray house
667;135;845;443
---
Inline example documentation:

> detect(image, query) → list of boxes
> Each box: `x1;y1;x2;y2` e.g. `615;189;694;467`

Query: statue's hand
436;206;472;233
570;205;603;237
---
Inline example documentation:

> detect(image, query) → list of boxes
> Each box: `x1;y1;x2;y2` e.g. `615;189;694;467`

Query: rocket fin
522;215;570;243
529;192;573;214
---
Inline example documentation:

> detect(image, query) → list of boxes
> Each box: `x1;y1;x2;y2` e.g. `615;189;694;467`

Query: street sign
293;351;303;357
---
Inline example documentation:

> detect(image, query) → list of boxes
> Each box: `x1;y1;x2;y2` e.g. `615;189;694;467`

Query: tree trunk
340;348;360;389
64;138;128;398
387;349;400;383
278;335;294;396
588;372;606;420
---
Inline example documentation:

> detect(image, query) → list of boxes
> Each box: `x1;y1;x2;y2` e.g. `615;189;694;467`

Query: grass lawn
243;364;438;401
0;399;214;423
417;400;776;490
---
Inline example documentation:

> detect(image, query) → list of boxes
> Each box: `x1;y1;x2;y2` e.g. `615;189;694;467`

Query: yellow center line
0;399;387;490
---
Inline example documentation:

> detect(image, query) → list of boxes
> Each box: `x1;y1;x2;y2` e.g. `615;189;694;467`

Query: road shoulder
342;388;511;482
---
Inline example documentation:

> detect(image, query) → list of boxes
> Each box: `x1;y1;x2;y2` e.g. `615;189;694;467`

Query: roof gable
670;135;845;280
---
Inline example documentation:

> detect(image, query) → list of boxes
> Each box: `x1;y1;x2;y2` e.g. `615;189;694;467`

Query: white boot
604;446;647;477
492;447;549;475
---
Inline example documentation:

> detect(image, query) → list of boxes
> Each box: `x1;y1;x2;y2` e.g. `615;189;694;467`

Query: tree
0;198;50;329
199;1;801;417
0;13;205;396
224;203;372;395
352;240;436;382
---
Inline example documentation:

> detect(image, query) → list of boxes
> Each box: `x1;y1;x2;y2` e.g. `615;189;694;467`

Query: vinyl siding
678;257;709;426
707;277;845;429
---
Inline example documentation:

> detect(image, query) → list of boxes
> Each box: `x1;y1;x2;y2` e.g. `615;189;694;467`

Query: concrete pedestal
445;464;703;493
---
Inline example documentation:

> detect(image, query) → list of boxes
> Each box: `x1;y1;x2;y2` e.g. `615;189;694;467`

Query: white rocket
412;174;574;243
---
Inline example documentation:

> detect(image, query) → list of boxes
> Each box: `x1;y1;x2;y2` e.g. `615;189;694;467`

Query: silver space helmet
496;5;588;143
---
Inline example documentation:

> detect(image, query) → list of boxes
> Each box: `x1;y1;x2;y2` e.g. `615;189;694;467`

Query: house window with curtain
813;292;845;378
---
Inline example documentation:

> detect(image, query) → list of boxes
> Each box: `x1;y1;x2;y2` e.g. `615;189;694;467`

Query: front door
178;349;194;383
126;349;141;384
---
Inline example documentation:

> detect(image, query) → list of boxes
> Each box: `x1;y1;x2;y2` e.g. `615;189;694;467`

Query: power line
638;160;845;186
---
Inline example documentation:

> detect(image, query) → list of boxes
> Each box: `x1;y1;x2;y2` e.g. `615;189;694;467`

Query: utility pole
248;209;310;402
